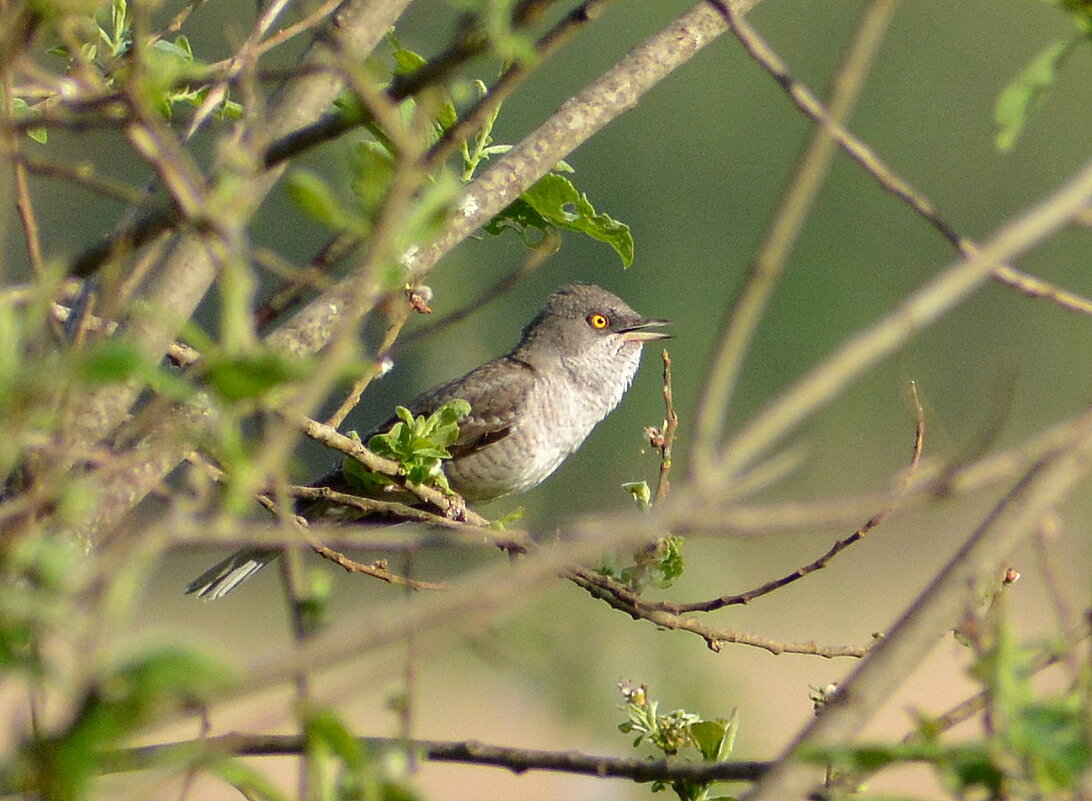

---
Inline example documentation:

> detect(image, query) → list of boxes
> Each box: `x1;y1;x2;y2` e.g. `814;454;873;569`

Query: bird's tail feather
184;548;280;600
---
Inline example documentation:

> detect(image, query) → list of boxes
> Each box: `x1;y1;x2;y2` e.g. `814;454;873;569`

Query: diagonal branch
742;407;1092;801
713;1;1092;317
715;155;1092;481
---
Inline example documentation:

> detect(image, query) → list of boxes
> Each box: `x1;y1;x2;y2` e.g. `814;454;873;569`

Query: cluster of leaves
618;681;739;801
600;535;686;592
805;615;1090;799
46;0;242;124
343;399;471;494
994;0;1092;150
2;647;231;801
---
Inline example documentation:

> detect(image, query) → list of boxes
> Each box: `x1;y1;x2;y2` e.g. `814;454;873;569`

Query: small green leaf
287;169;358;232
306;707;367;769
75;341;145;384
690;720;729;762
1012;698;1090;790
204;350;310;402
622;480;651;511
995;38;1072;152
387;32;427;75
217;99;243;121
151;38;194;62
351;141;395;219
209;758;291;801
12;98;47;143
489;506;525;530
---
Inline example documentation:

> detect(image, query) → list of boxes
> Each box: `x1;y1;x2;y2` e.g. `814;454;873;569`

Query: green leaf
151;38;194;62
351;141;395;219
690;720;729;762
209;758;291;801
484;197;550;238
1011;697;1090;791
489;506;525;530
306;708;367;769
995;38;1072;152
365;400;470;494
622;480;651;511
387;32;427;75
204;350;310;402
15;647;231;801
341;441;395;495
486;172;634;267
75;340;145;384
12;97;47;143
287;169;358;232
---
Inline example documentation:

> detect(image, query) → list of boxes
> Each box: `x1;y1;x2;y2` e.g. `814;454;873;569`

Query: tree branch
105;733;770;784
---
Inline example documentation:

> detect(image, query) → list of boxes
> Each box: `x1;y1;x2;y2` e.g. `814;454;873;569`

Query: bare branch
106;733;770;784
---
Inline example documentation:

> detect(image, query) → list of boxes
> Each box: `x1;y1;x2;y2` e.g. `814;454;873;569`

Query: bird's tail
185;548;280;600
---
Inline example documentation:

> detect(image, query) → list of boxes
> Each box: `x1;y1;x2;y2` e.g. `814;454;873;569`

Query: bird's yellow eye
587;312;610;330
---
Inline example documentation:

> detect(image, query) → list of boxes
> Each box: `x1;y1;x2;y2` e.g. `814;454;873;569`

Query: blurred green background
8;0;1090;798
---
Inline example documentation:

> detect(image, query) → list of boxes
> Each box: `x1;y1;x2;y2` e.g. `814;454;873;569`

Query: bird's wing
301;357;536;514
387;355;537;460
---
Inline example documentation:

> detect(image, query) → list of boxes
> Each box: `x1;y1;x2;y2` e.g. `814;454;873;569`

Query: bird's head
516;284;671;385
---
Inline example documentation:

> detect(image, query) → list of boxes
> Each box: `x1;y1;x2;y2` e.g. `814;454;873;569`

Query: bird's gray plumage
186;283;669;599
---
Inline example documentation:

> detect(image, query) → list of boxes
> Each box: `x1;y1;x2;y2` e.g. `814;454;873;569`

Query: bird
186;283;670;599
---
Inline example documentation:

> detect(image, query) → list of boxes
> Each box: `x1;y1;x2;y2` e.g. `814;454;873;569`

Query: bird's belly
444;376;619;503
445;436;567;502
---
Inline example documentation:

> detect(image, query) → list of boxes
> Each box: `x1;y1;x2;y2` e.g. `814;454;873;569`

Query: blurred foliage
994;0;1092;151
805;608;1090;800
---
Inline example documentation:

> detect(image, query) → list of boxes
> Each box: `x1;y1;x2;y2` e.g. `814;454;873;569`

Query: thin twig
652;349;678;504
235;476;454;592
324;290;417;430
421;0;620;172
900;612;1090;743
252;233;359;332
647;380;925;614
567;567;868;658
307;539;448;590
712;0;1092;317
11;157;44;272
396;229;560;348
743;409;1092;801
20;156;148;205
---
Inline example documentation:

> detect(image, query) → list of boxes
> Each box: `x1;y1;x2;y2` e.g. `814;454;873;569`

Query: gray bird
186;283;670;599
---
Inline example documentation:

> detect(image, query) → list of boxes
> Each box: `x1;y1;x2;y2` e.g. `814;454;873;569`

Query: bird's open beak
620;318;672;343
